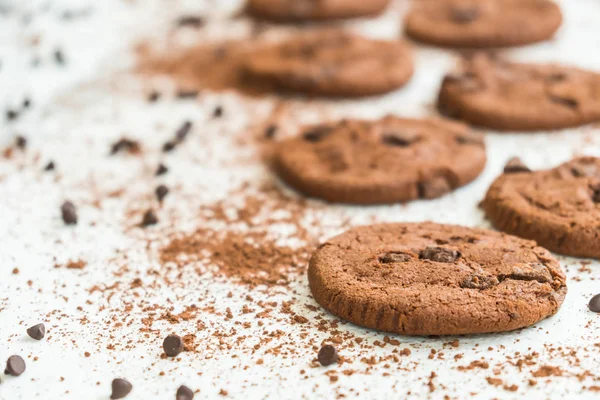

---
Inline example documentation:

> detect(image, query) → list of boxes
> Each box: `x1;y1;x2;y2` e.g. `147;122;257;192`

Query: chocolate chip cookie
247;0;390;21
243;30;413;97
272;116;486;204
404;0;562;48
482;156;600;258
308;222;567;335
437;53;600;131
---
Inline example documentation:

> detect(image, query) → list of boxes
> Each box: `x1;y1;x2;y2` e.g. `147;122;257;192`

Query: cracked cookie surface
247;0;390;21
483;156;600;258
308;222;566;335
272;116;486;204
404;0;562;48
437;53;600;131
243;30;413;97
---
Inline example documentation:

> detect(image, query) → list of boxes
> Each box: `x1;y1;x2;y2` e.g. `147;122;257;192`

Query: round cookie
272;116;486;204
404;0;562;48
308;222;567;336
437;53;600;131
482;156;600;259
243;30;413;97
247;0;390;21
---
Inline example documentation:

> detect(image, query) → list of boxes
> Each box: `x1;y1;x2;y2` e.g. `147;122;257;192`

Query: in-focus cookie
273;116;486;204
243;30;413;97
482;156;600;258
309;222;567;335
404;0;562;48
247;0;390;21
438;53;600;131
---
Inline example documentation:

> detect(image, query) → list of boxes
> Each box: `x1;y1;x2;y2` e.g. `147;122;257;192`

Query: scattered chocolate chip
420;247;460;263
303;126;331;143
111;378;132;399
22;97;31;108
175;121;193;142
549;95;578;109
141;209;158;227
379;252;412;263
155;185;169;202
213;105;223;118
177;15;204;28
590;183;600;203
461;274;499;290
317;345;338;366
61;201;78;225
589;294;600;313
264;124;278;139
44;161;55;171
155;163;168;176
148;91;161;103
27;323;46;340
382;132;419;147
176;90;198;99
418;176;451;199
15;135;27;149
162;140;177;152
110;138;140;155
163;334;184;357
5;355;26;376
450;5;480;23
54;49;65;65
503;157;531;174
176;385;195;400
6;109;18;121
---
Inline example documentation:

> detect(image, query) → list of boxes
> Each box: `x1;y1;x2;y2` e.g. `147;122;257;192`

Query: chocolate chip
450;5;480;24
503;157;531;174
379;252;412;263
418;176;451;199
162;140;177;152
22;97;31;108
15;135;27;149
44;161;55;171
27;323;46;340
141;209;158;227
382;132;419;147
317;345;338;366
589;294;600;313
155;185;169;202
549;95;578;109
213;105;224;118
110;138;140;155
61;201;78;225
155;163;168;176
111;378;132;399
5;355;26;376
461;274;499;290
502;263;552;283
6;109;18;121
420;247;460;263
177;15;204;28
264;124;278;139
590;183;600;203
176;385;195;400
54;49;65;65
175;121;193;142
303;126;331;143
163;334;184;357
176;90;198;99
148;91;161;103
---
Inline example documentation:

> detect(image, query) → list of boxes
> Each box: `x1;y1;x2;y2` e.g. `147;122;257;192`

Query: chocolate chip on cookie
504;157;531;174
243;30;413;97
247;0;390;22
272;116;486;204
405;0;562;48
438;53;600;131
483;156;600;258
308;222;567;335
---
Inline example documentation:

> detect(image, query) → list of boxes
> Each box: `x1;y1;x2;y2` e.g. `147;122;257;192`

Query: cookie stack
246;0;600;335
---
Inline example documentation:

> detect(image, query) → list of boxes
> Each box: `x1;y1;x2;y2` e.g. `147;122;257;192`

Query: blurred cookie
243;30;413;97
309;222;567;335
247;0;390;21
273;116;486;204
482;156;600;258
438;53;600;131
405;0;562;48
